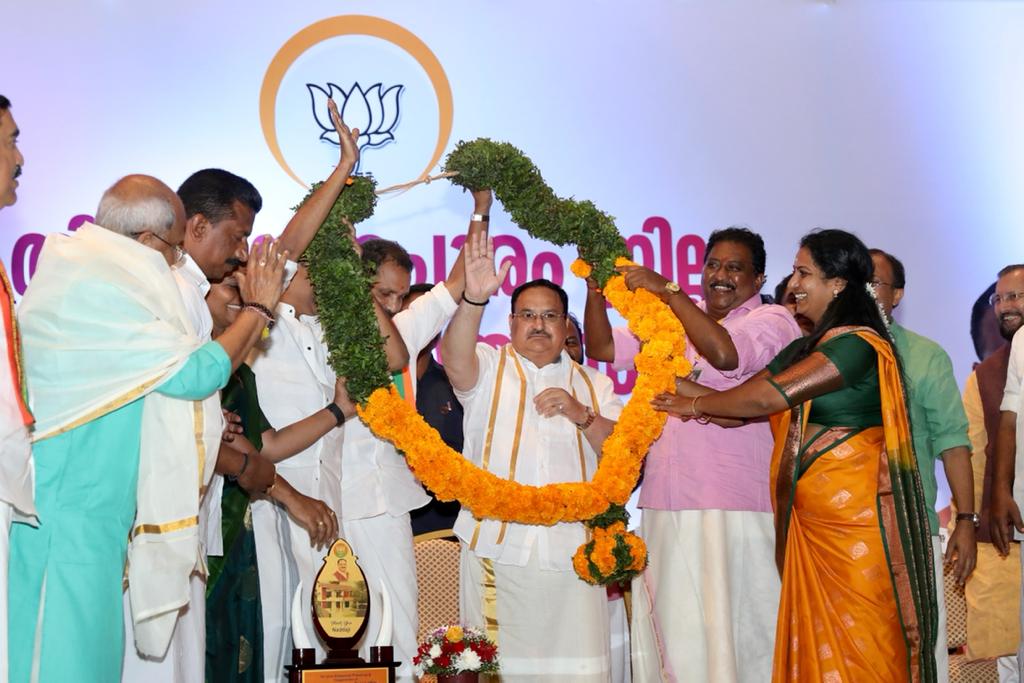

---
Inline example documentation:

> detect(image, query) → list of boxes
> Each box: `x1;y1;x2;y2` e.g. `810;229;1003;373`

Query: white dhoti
121;571;205;683
1;502;11;683
461;546;610;682
252;494;333;683
932;535;950;683
342;512;418;682
631;509;779;683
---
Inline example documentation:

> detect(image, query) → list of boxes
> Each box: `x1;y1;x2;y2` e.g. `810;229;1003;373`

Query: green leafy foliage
443;138;628;285
297;176;389;404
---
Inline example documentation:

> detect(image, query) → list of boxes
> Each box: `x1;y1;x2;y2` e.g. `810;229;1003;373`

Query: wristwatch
663;281;681;297
955;512;980;528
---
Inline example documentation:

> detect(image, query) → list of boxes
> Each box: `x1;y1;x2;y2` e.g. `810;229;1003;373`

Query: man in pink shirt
586;227;801;683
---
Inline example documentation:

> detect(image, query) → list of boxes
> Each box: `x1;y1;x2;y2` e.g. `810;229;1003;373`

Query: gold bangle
691;395;701;417
265;471;278;497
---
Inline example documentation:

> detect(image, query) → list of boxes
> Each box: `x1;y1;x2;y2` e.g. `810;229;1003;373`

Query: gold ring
259;260;267;267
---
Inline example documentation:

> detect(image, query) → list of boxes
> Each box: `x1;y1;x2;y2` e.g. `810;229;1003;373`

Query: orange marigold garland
358;255;689;583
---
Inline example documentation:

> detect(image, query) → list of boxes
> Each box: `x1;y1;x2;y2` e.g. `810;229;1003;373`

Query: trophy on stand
286;538;399;682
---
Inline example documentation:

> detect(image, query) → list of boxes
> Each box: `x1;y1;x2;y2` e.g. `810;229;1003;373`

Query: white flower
429;643;442;658
455;649;482;672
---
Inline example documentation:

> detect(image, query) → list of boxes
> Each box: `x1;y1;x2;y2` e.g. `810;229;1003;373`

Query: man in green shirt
871;248;977;683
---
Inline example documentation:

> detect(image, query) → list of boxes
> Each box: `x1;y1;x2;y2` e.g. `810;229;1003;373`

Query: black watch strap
325;402;346;428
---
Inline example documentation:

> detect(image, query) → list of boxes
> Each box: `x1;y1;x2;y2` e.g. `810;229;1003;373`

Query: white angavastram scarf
19;223;223;656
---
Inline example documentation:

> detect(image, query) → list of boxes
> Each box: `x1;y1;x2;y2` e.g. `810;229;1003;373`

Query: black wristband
462;293;489;307
325;402;346;427
228;451;250;482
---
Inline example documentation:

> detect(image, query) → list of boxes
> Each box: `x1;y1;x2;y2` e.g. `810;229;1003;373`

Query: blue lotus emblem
308;82;403;170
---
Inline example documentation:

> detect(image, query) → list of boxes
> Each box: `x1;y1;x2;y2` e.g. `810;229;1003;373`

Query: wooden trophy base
286;648;399;683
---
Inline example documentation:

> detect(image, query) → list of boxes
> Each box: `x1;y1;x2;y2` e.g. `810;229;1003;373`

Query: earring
832;289;839;299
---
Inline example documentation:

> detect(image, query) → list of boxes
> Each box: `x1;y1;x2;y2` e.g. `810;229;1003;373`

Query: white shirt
1001;326;1024;534
249;303;343;515
341;281;458;519
454;344;623;571
170;252;225;555
171;253;213;341
0;302;34;519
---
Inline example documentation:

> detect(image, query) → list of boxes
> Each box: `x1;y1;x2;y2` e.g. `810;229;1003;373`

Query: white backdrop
4;0;1024;509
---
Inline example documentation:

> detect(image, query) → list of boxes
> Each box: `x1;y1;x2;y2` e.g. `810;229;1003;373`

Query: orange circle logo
260;15;454;187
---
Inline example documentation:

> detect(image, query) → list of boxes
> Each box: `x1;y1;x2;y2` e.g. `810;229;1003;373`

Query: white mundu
455;343;622;682
341;281;457;682
250;302;344;682
122;252;222;683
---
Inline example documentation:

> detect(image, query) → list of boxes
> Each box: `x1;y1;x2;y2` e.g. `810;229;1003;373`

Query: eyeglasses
510;310;566;324
132;231;185;267
990;291;1024;306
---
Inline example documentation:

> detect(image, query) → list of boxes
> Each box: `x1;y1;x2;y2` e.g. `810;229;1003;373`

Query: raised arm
583;278;615;362
440;231;512;392
276;99;360;257
619;264;739;370
442;189;493;300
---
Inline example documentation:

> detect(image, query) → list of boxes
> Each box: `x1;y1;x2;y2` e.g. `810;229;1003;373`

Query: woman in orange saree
654;229;937;682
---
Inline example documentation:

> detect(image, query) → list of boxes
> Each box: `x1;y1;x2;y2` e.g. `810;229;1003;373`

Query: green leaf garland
297;176;388;404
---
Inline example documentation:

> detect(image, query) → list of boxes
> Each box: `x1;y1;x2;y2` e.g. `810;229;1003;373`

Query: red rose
435;654;451;668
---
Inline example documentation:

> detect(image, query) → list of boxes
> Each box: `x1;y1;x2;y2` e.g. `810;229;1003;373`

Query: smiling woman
669;229;938;683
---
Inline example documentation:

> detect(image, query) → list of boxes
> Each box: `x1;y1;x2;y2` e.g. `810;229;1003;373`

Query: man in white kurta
250;287;345;677
442;233;622;681
341;268;457;679
0;94;34;683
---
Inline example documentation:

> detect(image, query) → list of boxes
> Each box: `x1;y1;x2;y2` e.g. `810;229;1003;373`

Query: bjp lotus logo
307;82;403;171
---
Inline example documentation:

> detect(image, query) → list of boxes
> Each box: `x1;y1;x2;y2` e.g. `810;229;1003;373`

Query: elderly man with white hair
6;174;287;683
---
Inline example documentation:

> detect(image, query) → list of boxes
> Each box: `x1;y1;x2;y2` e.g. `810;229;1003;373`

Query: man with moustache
0;94;33;683
336;191;488;680
585;227;801;683
973;265;1024;679
122;102;362;681
869;248;976;682
442;233;623;681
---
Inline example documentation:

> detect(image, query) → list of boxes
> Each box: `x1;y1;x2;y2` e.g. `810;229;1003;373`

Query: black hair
177;169;262;222
998;264;1024;279
705;226;767;275
510;279;569;315
793;229;894;361
773;275;792;304
360;239;414;274
970;282;997;360
0;95;10;111
868;248;906;289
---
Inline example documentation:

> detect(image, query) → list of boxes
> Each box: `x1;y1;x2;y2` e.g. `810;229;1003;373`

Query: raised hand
463;231;512;303
328;98;360;172
237;237;289;311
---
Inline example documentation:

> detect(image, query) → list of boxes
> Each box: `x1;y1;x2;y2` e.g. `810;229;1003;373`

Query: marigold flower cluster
573;521;649;585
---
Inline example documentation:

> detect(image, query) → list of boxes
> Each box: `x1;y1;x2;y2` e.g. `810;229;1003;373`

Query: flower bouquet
413;625;500;682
